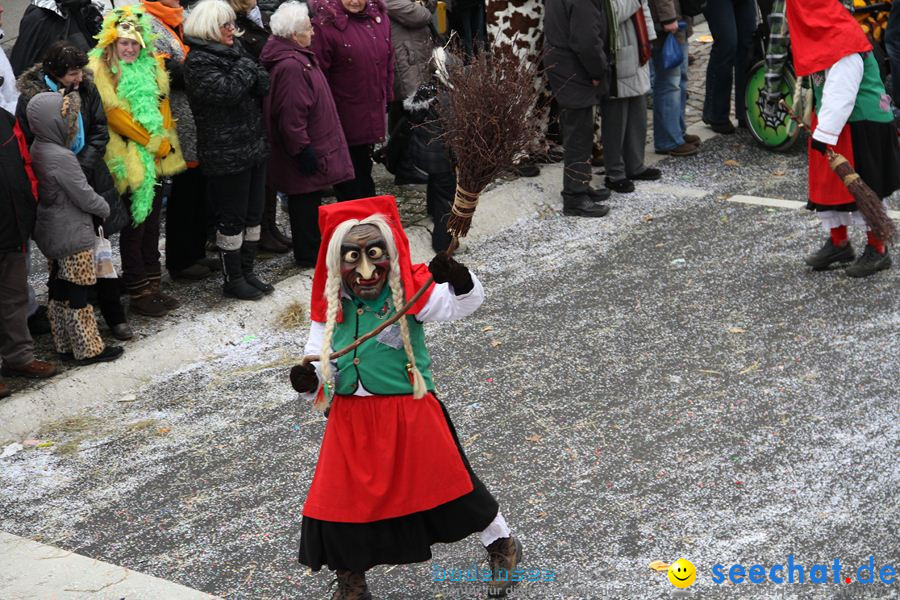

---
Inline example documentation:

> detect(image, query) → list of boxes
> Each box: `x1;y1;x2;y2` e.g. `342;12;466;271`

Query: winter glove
810;138;828;155
428;251;474;295
290;362;319;393
295;146;318;175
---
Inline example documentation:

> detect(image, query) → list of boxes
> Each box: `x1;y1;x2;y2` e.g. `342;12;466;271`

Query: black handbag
88;160;130;234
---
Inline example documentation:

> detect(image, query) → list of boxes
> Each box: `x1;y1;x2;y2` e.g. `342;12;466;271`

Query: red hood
786;0;872;76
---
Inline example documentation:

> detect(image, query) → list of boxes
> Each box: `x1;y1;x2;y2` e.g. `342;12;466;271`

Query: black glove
428;251;474;295
295;145;318;175
290;362;318;393
810;138;828;155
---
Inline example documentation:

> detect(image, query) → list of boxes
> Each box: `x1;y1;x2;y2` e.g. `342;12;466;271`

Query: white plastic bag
94;227;117;279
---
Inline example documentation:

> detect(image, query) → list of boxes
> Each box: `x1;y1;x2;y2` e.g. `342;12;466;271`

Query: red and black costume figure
292;196;521;599
787;0;899;277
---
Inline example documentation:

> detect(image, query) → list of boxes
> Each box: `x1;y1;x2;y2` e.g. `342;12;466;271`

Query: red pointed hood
785;0;872;76
309;196;435;323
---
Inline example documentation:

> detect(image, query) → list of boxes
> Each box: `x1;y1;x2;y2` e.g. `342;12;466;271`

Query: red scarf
785;0;872;76
309;196;435;323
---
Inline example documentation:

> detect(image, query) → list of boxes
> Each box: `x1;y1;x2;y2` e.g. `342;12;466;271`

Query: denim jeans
887;2;900;110
652;37;688;152
703;0;757;125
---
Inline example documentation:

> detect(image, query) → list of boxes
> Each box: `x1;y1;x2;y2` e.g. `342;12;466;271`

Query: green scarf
117;53;165;225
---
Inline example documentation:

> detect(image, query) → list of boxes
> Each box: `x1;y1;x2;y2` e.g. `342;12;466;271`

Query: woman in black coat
15;41;132;340
227;0;294;255
183;0;273;301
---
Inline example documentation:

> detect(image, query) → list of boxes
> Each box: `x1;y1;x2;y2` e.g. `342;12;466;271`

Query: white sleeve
298;321;326;402
813;53;864;146
415;271;485;323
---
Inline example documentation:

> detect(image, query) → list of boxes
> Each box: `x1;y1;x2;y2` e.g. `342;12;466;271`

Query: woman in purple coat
261;1;355;267
310;0;394;201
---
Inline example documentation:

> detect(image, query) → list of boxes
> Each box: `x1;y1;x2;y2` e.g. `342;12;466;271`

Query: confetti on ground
649;561;671;572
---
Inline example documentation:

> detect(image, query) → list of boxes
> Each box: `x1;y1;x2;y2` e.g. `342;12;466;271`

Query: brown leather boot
129;285;168;318
330;570;371;600
148;279;180;310
486;535;523;597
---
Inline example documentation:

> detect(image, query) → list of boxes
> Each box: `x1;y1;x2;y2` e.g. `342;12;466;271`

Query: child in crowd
27;91;123;364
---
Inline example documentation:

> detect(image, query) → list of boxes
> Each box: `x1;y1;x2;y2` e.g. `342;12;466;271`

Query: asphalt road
1;133;898;600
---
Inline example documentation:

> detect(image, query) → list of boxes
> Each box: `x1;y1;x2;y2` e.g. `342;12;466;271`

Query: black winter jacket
0;110;38;254
9;1;100;77
183;37;270;176
543;0;610;108
235;15;271;62
405;81;453;175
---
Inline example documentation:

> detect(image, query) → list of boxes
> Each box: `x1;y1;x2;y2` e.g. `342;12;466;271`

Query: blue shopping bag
661;32;684;70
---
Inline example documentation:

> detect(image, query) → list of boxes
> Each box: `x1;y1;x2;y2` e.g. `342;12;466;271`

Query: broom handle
300;236;460;366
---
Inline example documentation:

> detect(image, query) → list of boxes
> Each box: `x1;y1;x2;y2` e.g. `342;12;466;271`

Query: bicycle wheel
744;60;801;152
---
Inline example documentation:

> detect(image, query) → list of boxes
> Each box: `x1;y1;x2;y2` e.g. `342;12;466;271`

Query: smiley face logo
668;558;696;588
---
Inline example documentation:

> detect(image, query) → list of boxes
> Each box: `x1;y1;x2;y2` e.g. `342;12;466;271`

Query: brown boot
0;379;9;399
330;570;371;600
129;285;168;318
147;279;180;310
486;536;523;597
260;190;291;253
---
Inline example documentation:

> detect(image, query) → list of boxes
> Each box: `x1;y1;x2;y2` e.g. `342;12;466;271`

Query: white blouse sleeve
298;321;326;402
415;271;485;323
813;53;865;146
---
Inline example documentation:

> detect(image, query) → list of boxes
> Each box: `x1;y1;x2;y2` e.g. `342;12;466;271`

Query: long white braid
364;216;427;399
317;220;360;412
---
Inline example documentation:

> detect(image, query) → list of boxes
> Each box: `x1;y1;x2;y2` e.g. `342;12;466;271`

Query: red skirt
301;392;474;523
808;112;856;208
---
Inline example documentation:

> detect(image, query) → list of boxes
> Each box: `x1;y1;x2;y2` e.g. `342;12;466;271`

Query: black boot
220;249;263;300
562;194;610;218
260;190;291;253
330;570;371;600
241;241;275;294
804;239;855;270
845;245;892;278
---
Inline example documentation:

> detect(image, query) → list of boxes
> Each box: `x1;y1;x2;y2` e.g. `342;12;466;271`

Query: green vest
813;52;894;124
332;287;434;395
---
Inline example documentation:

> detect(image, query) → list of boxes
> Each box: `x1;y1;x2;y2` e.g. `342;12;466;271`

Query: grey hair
270;1;311;38
316;214;426;411
184;0;240;44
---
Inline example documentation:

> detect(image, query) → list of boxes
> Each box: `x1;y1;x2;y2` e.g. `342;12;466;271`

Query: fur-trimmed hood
26;91;81;149
16;63;96;106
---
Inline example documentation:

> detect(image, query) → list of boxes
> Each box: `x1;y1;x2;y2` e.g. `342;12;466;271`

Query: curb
0;120;718;443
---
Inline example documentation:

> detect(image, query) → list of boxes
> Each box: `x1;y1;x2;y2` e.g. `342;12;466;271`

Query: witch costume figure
788;0;900;277
290;196;522;600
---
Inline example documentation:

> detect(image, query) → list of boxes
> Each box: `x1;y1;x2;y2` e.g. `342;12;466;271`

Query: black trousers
287;191;323;266
334;145;376;201
165;167;208;272
120;189;163;292
208;160;267;238
559;106;595;199
427;171;456;253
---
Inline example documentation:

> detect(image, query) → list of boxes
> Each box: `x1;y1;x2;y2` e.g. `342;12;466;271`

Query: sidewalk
1;24;721;440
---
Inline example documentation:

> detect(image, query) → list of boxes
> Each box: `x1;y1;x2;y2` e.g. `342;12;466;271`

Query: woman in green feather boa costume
89;6;186;317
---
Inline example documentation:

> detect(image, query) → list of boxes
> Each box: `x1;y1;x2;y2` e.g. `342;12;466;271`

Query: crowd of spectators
6;0;888;398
